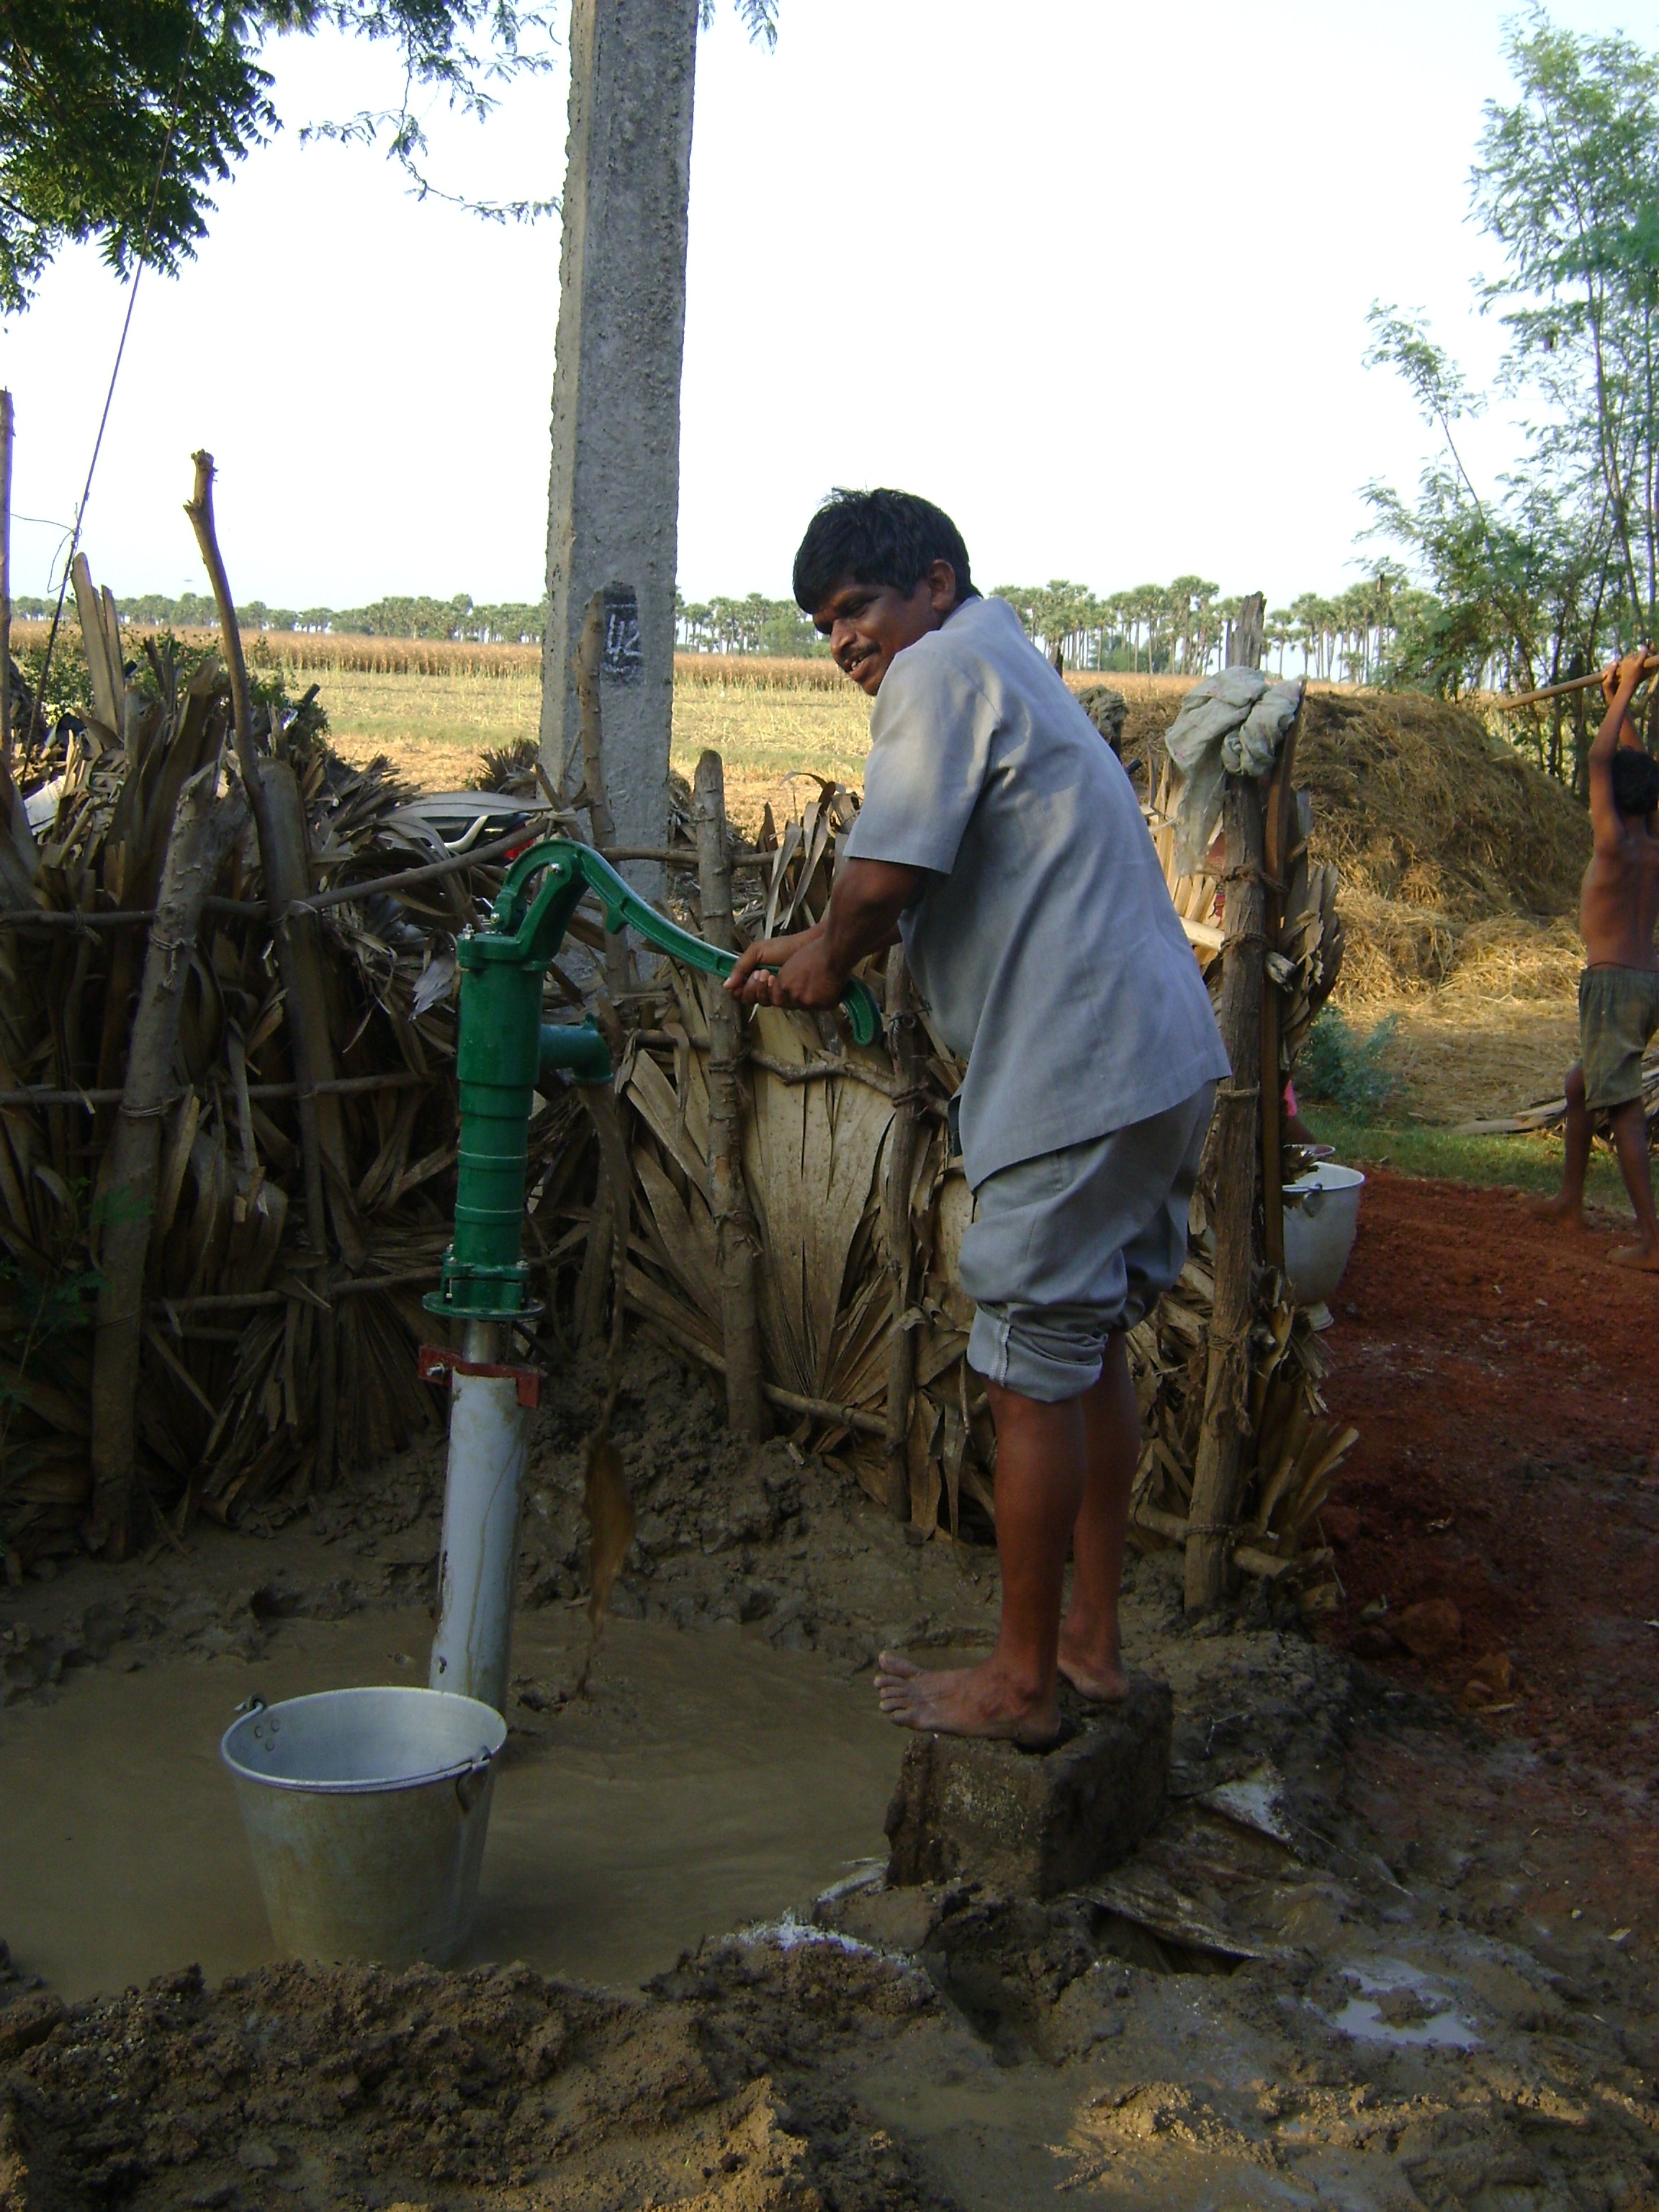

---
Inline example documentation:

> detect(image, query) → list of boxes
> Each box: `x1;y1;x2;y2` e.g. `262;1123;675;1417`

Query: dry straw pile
1112;683;1589;1004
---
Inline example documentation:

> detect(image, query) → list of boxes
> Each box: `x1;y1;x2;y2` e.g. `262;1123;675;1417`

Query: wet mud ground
1;1173;1655;2208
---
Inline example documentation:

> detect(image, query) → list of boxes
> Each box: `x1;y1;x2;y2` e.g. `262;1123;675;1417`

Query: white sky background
1;0;1654;612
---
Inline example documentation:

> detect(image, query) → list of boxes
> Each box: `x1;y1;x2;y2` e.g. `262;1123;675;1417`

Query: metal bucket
221;1686;506;1968
1283;1162;1366;1313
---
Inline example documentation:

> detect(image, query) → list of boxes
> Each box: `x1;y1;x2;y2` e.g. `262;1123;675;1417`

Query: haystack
1102;684;1590;1002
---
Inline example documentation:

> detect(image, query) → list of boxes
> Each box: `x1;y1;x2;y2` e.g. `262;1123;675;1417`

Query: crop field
286;657;874;827
15;620;1583;1138
255;643;1188;832
274;651;1582;1147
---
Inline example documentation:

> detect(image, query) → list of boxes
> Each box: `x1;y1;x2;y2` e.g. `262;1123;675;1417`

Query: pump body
423;840;881;1712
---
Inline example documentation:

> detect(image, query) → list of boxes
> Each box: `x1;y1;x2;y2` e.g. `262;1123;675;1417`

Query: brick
884;1675;1172;1899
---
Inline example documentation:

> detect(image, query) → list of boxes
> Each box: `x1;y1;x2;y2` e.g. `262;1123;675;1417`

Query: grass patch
1305;1106;1635;1213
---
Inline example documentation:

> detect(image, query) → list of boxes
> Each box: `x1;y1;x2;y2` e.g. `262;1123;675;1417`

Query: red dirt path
1319;1167;1659;1775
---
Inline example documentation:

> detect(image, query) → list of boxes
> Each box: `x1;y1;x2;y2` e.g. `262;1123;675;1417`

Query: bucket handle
455;1747;495;1813
233;1694;267;1718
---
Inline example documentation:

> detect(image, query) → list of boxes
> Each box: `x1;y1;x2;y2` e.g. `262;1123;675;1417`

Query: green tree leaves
0;2;278;308
674;593;823;657
1362;14;1659;786
0;0;787;303
1473;14;1659;632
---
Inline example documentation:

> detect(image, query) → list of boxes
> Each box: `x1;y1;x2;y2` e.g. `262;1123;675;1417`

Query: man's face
811;560;960;696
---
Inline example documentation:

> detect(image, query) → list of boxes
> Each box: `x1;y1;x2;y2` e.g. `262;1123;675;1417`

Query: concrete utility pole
539;0;700;874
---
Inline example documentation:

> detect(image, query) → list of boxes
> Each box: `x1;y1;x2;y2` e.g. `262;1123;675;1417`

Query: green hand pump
422;839;879;1712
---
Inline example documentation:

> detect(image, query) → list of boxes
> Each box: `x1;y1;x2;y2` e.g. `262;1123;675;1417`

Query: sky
1;0;1655;614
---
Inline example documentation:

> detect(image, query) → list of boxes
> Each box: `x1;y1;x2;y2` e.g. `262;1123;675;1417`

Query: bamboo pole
693;749;769;1440
1184;611;1269;1612
575;1150;615;1348
184;450;338;1484
1492;667;1617;711
882;948;925;1521
261;765;367;1272
89;763;248;1552
577;1080;633;1374
69;553;122;734
1259;712;1300;1275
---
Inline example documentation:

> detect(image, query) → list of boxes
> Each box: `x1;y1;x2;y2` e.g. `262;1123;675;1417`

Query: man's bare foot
1056;1633;1129;1704
1609;1239;1659;1271
874;1651;1061;1745
1524;1192;1585;1228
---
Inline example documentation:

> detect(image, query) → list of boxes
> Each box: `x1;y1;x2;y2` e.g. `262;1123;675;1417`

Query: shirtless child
727;490;1228;1743
1531;648;1659;1267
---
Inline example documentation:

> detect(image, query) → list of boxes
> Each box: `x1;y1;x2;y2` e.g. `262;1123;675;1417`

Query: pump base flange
418;1344;542;1408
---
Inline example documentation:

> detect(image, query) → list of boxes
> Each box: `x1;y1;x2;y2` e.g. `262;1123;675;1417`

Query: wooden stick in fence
1184;786;1267;1612
693;750;769;1441
0;840;770;934
882;948;925;1522
185;450;338;1485
89;763;248;1552
262;765;367;1273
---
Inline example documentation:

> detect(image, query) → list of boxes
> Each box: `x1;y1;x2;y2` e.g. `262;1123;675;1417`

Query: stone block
884;1675;1172;1900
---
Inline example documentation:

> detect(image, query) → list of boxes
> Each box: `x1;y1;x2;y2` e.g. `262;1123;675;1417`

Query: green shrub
1295;1007;1399;1113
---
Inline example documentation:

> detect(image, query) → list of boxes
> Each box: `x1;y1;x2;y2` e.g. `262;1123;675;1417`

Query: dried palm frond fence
536;711;1357;1616
1;519;1356;1613
0;466;597;1569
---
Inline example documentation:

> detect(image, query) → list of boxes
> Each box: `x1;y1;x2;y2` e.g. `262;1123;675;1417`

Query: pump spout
428;1321;529;1714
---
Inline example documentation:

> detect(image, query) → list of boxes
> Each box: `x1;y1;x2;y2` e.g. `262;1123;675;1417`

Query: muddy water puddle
0;1608;902;2000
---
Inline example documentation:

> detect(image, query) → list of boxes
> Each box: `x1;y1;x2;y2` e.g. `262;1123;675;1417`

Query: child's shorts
960;1084;1216;1404
1579;965;1659;1110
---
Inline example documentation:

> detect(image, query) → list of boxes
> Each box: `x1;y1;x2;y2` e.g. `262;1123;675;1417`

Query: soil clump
0;1942;947;2210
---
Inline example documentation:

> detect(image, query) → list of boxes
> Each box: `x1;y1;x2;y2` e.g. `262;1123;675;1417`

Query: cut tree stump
884;1676;1172;1899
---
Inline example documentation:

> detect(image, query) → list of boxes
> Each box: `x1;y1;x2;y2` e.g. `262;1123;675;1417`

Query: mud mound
0;1941;948;2211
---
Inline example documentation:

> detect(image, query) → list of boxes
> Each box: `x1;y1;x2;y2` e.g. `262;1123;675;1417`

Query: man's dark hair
793;487;977;615
1612;747;1659;819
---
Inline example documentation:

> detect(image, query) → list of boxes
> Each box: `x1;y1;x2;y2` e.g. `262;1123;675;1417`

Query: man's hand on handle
1600;647;1659;711
727;922;849;1013
724;857;927;1017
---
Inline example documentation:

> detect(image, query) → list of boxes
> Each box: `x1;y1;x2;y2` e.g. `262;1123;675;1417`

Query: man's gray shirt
843;594;1229;1188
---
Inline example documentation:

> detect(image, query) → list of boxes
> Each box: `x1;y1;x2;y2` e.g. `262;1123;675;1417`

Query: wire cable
20;23;197;768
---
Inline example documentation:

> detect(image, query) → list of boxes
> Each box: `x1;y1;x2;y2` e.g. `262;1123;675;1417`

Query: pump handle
497;840;882;1046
